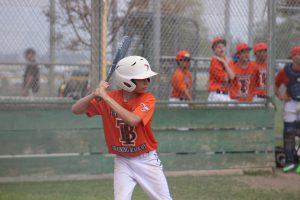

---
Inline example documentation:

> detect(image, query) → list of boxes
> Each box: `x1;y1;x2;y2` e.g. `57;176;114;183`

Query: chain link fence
0;0;299;103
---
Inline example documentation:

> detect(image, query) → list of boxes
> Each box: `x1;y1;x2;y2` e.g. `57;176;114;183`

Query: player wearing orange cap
229;43;257;103
275;46;300;174
207;37;235;102
252;42;268;102
169;50;193;107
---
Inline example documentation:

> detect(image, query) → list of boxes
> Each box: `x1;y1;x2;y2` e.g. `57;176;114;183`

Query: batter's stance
72;56;172;200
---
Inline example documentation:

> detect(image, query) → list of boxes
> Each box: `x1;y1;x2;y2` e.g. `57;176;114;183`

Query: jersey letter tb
116;119;137;146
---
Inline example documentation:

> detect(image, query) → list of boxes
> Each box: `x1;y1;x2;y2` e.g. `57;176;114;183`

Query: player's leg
295;110;300;174
208;92;230;107
282;101;298;172
132;151;172;200
207;91;216;101
283;121;297;172
114;155;137;200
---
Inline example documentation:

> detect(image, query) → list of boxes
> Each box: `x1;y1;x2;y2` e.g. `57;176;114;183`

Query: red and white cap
236;43;252;53
253;42;267;54
176;50;191;61
290;46;300;57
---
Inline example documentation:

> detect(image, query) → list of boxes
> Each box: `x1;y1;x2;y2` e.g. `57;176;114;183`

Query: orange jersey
229;62;257;101
86;90;158;157
208;57;231;92
275;68;289;88
251;61;267;96
171;68;192;99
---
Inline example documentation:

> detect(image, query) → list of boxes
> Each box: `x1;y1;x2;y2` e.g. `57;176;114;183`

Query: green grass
0;175;299;200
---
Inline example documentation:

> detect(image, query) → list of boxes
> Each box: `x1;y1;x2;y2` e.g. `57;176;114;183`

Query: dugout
0;99;274;181
0;0;279;182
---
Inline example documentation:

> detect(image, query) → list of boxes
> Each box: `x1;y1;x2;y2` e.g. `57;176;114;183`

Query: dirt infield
238;169;300;192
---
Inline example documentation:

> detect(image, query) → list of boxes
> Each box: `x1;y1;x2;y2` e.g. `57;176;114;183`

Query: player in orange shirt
169;50;192;107
275;46;300;174
207;37;235;102
72;56;172;200
252;42;268;102
229;43;257;102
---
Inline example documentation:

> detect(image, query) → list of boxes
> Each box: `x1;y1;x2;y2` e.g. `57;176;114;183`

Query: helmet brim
130;70;158;80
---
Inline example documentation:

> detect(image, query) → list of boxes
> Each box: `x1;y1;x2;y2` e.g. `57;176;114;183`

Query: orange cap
290;46;300;57
254;42;268;54
176;50;191;61
236;43;252;53
211;37;226;49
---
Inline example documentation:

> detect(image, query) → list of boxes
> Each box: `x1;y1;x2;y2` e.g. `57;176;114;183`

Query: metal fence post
152;0;161;95
91;0;101;90
267;0;276;102
152;0;161;72
225;0;231;55
49;0;56;96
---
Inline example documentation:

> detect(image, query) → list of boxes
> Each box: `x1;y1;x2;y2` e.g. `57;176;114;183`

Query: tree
44;0;143;50
278;0;300;16
44;0;208;57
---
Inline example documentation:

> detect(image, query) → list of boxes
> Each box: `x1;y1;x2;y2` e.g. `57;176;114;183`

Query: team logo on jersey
140;103;149;112
236;75;251;97
239;78;250;94
116;118;137;146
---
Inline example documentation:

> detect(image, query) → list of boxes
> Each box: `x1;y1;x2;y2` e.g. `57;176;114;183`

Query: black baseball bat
95;36;131;101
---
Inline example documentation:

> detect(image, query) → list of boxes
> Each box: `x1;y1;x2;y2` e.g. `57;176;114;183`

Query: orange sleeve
133;94;156;126
250;65;259;95
275;69;286;88
86;98;103;117
209;58;227;81
250;62;258;85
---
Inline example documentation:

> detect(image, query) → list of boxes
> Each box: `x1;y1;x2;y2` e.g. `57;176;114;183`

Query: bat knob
95;96;102;101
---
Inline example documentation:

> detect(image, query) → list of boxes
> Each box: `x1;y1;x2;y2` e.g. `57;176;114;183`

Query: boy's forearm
102;95;141;127
224;64;235;80
72;93;95;114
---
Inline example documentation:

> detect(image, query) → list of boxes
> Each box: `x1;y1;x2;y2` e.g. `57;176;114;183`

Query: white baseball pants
114;151;172;200
283;99;300;122
207;91;231;102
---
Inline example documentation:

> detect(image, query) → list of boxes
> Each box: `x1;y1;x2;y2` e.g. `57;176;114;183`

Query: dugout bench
0;101;275;181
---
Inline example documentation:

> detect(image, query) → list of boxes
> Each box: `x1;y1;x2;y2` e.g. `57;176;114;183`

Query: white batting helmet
114;56;157;92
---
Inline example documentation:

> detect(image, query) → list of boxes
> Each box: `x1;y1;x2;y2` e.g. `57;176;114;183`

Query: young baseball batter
252;42;268;102
229;43;257;103
275;46;300;174
72;56;173;199
207;37;235;102
169;50;193;107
